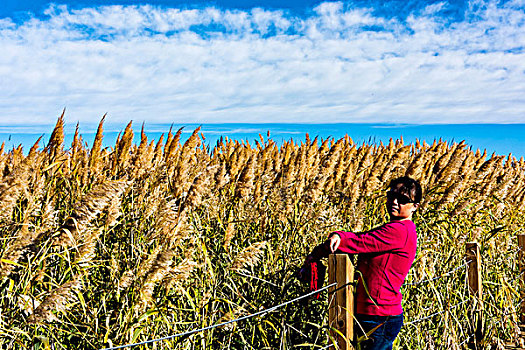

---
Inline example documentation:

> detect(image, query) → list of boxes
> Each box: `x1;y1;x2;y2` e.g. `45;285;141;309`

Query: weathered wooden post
328;254;354;350
518;235;525;325
466;242;483;349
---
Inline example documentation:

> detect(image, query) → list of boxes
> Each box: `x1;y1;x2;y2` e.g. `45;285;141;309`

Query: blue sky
0;0;524;126
0;0;470;20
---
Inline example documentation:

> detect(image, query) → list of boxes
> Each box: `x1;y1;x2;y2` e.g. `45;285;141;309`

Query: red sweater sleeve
334;222;408;254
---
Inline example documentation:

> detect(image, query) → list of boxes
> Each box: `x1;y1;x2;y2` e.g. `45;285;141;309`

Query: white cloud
0;0;524;127
421;2;447;16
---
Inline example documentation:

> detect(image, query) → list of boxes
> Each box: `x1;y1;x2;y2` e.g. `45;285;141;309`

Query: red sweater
311;220;417;316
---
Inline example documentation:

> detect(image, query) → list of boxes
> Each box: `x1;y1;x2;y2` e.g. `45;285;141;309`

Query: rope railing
482;247;521;269
458;333;475;348
403;260;471;287
404;299;471;326
101;282;337;350
502;300;524;317
102;239;524;350
234;271;279;287
488;269;524;282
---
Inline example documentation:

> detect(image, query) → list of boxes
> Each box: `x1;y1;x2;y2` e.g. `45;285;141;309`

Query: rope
505;270;525;286
235;271;279;287
102;245;520;350
403;260;471;287
327;280;355;295
404;247;521;287
285;323;307;338
483;249;521;269
100;282;337;350
458;334;474;347
495;300;523;318
404;299;470;326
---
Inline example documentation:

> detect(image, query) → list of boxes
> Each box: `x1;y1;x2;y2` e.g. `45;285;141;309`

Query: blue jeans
354;313;403;350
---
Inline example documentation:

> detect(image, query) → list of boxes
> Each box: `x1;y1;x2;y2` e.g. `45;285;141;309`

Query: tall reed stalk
0;117;522;349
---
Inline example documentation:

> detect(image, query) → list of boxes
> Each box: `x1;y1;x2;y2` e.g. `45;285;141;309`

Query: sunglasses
386;191;413;205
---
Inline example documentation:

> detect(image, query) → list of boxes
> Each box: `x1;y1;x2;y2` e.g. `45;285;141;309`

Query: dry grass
0;117;523;349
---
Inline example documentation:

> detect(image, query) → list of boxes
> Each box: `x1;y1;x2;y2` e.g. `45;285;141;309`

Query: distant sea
0;123;524;159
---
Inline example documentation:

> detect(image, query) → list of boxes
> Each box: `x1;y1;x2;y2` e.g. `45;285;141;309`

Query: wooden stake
466;242;483;349
328;254;354;350
518;235;525;324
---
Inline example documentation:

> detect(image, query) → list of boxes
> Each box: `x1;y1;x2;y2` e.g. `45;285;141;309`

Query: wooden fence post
466;242;483;349
328;254;354;350
519;235;525;325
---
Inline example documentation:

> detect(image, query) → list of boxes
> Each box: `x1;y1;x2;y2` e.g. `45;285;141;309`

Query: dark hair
388;176;422;204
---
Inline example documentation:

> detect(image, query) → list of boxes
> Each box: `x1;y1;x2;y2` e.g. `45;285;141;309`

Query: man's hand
329;233;341;253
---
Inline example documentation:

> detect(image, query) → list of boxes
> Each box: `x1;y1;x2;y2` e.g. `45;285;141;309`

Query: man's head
386;176;422;220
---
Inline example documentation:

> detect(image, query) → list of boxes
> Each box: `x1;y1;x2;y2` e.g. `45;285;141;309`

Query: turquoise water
0;123;524;158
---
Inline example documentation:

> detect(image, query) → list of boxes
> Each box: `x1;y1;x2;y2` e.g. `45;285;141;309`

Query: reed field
0;115;524;349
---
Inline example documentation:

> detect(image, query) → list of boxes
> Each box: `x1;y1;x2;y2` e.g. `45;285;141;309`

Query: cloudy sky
1;0;524;126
